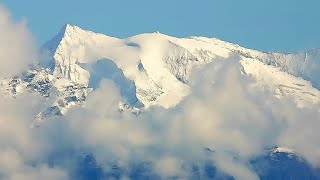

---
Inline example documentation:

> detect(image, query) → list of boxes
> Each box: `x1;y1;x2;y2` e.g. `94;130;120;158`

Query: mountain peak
59;23;88;38
42;24;82;54
43;24;98;55
63;23;74;30
57;24;76;38
65;23;85;32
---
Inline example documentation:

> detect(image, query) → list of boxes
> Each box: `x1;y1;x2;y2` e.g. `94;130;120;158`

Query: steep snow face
41;24;320;110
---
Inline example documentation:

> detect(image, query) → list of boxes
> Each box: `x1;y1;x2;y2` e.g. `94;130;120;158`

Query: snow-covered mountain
1;24;320;123
1;24;320;179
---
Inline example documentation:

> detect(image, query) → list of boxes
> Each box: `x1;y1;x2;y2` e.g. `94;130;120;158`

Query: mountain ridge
44;24;320;107
1;24;319;123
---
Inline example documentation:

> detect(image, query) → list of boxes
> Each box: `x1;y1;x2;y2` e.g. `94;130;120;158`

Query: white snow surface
41;24;320;109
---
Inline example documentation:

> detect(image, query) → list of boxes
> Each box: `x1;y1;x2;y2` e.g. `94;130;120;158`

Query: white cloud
0;48;318;179
53;57;272;179
0;5;36;77
0;149;67;180
0;5;67;180
0;89;68;180
154;156;186;178
57;56;320;179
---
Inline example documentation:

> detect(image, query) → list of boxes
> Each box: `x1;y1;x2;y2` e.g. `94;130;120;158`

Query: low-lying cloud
0;90;68;180
57;56;319;179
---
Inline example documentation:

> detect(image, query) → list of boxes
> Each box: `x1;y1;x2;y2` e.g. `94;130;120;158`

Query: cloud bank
56;56;320;179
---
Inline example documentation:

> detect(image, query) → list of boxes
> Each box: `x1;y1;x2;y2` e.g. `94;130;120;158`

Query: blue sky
2;0;320;52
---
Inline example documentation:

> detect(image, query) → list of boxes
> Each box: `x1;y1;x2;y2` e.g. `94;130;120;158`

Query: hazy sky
2;0;320;52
